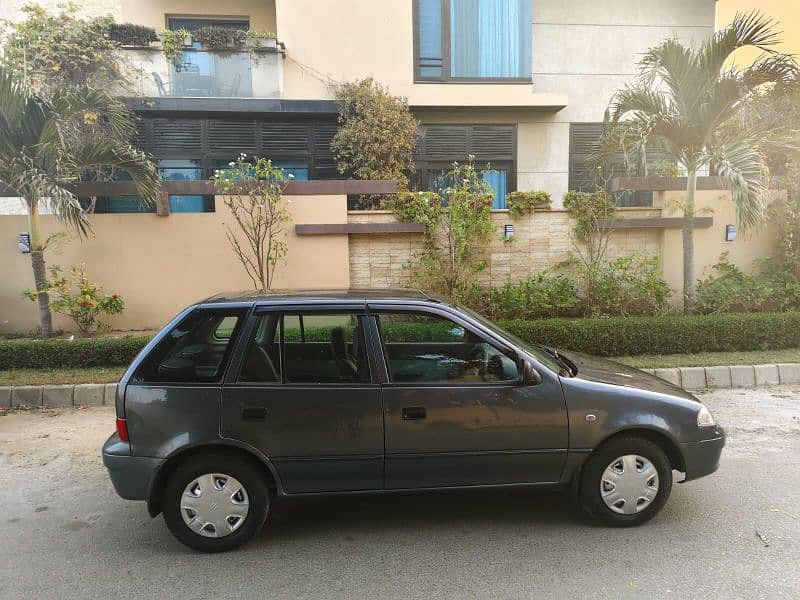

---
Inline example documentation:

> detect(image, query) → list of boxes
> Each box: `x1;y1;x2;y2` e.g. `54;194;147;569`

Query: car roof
200;288;449;306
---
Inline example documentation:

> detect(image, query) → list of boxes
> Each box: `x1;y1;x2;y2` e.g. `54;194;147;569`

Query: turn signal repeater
116;417;129;442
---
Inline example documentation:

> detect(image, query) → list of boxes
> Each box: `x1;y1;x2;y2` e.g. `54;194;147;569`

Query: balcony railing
122;47;283;99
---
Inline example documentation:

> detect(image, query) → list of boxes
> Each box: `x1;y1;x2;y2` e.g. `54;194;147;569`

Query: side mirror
523;361;542;386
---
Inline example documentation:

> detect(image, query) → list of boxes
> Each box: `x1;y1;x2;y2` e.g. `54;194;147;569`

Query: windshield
456;305;565;374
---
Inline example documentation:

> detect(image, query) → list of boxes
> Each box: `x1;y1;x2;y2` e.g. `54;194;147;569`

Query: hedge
0;336;151;369
1;313;799;369
498;312;800;357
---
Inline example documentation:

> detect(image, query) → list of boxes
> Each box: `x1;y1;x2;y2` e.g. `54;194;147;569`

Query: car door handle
242;406;267;421
402;406;426;420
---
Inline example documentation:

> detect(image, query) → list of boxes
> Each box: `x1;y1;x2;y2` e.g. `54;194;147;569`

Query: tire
578;436;672;527
162;452;270;552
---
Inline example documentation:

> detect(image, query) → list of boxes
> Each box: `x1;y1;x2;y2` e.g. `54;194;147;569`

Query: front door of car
371;307;568;489
220;306;384;493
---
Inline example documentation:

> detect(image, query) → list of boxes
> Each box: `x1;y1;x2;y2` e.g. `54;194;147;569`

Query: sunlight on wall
716;0;800;67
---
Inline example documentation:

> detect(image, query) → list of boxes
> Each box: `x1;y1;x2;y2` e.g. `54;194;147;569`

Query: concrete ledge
42;385;74;408
74;384;105;406
0;386;11;408
646;362;800;390
12;386;43;407
104;383;118;406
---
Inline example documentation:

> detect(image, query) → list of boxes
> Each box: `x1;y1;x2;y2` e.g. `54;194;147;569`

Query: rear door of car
369;302;568;489
220;302;385;493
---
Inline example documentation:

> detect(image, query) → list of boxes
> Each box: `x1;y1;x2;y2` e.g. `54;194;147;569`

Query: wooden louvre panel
568;122;605;192
208;119;257;154
471;125;515;160
417;124;515;161
151;118;203;154
260;122;310;155
130;120;151;153
312;122;338;161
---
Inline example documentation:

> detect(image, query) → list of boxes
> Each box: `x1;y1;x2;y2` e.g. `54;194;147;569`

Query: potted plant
246;30;278;50
192;26;247;50
107;23;159;48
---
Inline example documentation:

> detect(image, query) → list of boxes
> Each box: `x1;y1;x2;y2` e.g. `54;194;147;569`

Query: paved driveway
1;386;798;599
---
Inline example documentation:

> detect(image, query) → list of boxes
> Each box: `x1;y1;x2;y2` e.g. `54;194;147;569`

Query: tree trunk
27;200;54;337
682;170;697;315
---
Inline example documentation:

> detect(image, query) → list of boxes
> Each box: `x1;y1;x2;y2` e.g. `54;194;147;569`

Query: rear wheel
163;453;269;552
578;437;672;527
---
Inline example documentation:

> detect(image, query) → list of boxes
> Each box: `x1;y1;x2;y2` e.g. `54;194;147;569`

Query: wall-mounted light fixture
504;224;514;240
725;224;737;242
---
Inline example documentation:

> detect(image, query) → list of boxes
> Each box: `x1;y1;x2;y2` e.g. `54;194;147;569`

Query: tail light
116;417;129;442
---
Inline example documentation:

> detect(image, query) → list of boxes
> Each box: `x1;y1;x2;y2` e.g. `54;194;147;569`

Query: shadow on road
259;487;579;545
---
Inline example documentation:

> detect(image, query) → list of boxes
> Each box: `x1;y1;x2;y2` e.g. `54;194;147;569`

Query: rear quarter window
133;308;247;384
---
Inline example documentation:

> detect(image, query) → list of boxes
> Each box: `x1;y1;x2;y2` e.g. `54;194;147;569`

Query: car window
238;312;371;384
134;308;246;384
377;312;519;384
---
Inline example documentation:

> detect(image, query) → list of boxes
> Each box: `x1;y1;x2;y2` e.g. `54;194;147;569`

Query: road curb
2;383;116;408
640;362;800;390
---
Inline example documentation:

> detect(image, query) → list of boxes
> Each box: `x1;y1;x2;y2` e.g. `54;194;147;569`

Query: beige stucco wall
0;195;350;334
660;191;783;299
0;0;277;32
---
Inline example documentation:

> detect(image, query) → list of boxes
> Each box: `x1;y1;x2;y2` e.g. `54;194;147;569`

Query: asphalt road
1;386;798;599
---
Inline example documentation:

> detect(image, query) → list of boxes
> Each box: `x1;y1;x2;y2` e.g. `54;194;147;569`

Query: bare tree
213;155;292;291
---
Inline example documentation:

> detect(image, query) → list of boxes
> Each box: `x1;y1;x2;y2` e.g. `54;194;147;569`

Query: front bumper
102;434;164;501
680;427;725;482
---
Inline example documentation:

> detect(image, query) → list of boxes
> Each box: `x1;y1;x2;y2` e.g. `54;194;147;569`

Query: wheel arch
147;441;283;517
595;427;686;473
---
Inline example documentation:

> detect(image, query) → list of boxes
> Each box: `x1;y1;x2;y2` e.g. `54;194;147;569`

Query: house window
414;0;532;81
414;124;516;209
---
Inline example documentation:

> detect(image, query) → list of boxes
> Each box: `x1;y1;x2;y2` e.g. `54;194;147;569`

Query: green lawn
615;347;800;369
0;367;126;386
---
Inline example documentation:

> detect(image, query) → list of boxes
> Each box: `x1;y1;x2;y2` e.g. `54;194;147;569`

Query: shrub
22;265;125;335
332;78;419;191
695;254;800;314
499;312;800;356
0;336;149;369
107;23;158;46
505;190;551;218
579;254;672;316
462;274;579;320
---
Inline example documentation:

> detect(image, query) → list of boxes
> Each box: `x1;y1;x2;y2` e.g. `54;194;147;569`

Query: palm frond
68;140;159;206
706;141;770;229
699;11;782;78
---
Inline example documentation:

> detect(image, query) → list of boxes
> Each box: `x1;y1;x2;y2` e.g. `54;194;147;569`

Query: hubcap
600;455;659;515
180;473;249;538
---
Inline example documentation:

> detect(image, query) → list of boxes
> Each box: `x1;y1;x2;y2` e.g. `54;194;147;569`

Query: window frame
372;305;523;387
132;306;248;386
229;305;380;387
412;0;533;84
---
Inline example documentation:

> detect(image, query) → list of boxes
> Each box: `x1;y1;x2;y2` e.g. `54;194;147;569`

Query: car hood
556;349;699;402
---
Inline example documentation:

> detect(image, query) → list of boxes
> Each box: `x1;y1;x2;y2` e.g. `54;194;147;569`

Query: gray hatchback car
103;289;725;552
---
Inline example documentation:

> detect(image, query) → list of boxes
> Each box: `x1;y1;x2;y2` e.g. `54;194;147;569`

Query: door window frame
225;304;381;387
370;304;523;387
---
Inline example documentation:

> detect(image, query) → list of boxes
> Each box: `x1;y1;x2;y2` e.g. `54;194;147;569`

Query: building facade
0;0;781;332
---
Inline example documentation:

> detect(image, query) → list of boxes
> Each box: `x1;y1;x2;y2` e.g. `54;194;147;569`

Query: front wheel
578;437;672;527
162;453;270;552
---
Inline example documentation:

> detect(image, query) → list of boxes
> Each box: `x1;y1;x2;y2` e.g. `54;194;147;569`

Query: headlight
697;404;715;427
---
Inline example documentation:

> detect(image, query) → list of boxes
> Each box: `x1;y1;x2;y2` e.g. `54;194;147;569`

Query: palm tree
0;65;158;336
599;12;798;313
